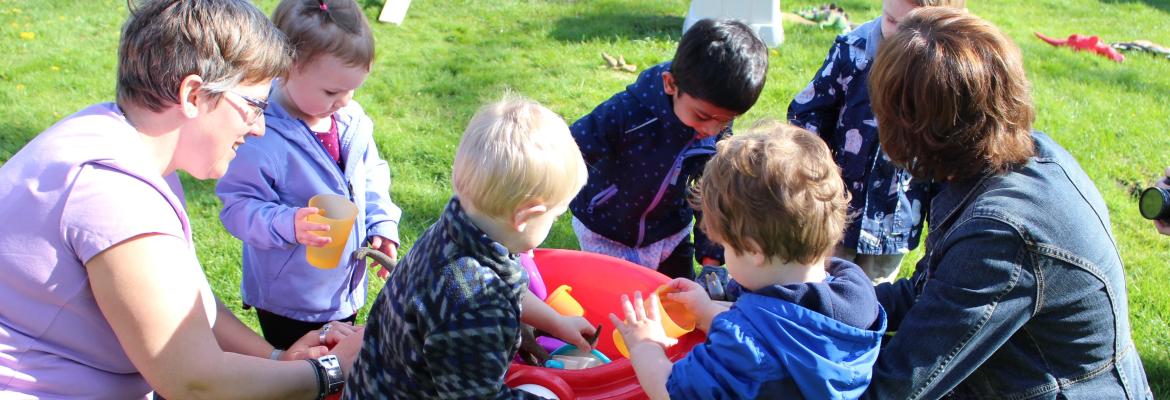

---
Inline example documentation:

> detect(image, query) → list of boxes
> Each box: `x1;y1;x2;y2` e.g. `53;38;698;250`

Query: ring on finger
319;323;332;345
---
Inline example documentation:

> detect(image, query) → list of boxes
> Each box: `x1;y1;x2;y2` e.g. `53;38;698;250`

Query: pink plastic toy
505;249;706;399
1035;32;1125;63
519;251;548;300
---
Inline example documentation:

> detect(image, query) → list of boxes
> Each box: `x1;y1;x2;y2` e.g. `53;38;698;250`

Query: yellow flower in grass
19;31;34;40
50;65;60;72
15;84;25;91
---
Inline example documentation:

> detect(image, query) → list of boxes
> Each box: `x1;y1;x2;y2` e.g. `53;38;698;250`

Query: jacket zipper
300;117;361;311
636;138;695;247
586;185;619;214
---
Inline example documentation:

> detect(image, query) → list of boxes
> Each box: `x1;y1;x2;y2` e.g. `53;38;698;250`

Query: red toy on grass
1035;32;1125;62
505;249;707;399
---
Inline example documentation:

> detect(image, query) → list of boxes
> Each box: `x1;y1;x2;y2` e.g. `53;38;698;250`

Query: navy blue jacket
569;62;726;264
668;259;886;399
788;18;936;255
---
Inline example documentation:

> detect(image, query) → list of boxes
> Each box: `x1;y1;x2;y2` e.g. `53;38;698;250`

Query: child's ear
742;239;768;267
512;202;548;232
661;71;678;96
177;74;205;118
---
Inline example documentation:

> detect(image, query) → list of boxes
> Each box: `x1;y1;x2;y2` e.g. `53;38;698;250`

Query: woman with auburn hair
863;7;1151;399
0;1;360;398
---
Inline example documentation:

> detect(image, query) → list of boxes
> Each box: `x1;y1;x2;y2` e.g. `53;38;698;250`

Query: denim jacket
788;18;935;255
867;132;1151;399
569;62;727;264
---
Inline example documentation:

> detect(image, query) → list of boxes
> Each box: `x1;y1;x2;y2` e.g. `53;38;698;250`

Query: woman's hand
328;326;365;378
608;292;677;355
368;235;398;279
284;321;360;360
294;207;331;247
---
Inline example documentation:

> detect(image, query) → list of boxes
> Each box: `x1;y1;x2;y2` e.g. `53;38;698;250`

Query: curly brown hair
691;121;850;265
869;7;1034;181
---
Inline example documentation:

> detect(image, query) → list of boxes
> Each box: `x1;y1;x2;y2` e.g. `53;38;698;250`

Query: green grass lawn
2;0;1169;395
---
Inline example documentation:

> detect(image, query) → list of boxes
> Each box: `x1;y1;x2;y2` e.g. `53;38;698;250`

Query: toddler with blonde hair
346;96;597;398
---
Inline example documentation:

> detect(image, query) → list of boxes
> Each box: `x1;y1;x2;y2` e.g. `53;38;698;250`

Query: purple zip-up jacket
568;62;726;264
216;86;401;322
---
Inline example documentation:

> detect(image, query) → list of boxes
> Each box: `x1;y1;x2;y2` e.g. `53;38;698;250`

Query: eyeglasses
226;91;269;126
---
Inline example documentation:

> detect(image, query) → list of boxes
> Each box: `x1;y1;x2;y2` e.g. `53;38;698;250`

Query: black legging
656;239;697;280
255;308;357;350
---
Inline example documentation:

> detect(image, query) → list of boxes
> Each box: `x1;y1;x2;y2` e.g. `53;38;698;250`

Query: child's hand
368;235;398;279
665;278;731;332
665;278;715;313
608;292;677;355
546;315;598;351
293;207;331;247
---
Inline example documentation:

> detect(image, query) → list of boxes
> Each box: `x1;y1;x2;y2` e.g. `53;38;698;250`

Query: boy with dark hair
569;18;768;287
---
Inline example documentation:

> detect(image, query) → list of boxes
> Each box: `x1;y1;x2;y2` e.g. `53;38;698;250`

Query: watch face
318;355;344;393
318;354;341;370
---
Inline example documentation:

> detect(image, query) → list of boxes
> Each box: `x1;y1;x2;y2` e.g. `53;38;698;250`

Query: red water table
504;249;707;399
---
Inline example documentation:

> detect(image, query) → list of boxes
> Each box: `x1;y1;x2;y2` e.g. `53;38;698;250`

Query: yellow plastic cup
545;285;585;317
305;194;357;269
655;286;697;336
613;329;631;358
613;287;697;358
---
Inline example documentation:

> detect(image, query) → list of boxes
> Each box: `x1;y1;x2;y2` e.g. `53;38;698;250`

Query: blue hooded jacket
216;86;401;322
569;62;727;264
667;259;887;399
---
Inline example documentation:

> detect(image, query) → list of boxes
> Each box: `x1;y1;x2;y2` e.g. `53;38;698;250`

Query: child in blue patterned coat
787;0;965;283
345;97;596;399
569;18;768;283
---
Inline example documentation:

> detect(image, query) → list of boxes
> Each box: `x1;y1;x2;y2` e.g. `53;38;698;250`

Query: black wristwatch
307;354;344;398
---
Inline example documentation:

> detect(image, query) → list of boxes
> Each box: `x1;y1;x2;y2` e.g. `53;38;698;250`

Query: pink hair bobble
317;0;328;11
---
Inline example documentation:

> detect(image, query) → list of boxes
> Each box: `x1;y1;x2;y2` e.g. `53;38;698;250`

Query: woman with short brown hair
863;7;1151;399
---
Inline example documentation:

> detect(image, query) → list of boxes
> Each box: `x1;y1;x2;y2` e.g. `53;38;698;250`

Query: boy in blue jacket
569;18;768;283
612;123;886;399
787;0;966;283
216;0;400;349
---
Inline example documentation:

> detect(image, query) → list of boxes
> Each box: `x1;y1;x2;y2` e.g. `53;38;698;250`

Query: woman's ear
177;74;205;118
512;201;548;232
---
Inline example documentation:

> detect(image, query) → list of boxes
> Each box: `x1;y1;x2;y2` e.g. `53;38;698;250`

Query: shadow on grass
550;12;684;43
1142;354;1170;397
1098;0;1170;13
0;123;43;164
